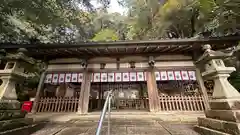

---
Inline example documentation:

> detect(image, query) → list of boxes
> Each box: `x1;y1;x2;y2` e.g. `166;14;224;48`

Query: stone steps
194;126;231;135
205;110;240;123
197;117;240;135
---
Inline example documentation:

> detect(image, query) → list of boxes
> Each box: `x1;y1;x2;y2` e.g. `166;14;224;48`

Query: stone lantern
0;48;35;99
0;48;35;120
195;44;240;135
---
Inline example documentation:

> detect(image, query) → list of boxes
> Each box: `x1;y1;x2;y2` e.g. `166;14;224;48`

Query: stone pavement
27;111;204;122
30;118;200;135
27;112;202;135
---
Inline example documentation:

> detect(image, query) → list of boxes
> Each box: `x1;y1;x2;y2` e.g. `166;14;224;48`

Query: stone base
205;110;240;123
196;117;240;135
195;99;240;135
0;100;26;121
195;125;231;135
196;99;240;135
209;98;240;110
0;100;21;110
0;110;26;121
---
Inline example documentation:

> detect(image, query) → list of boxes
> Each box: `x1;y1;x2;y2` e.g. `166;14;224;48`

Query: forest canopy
0;0;239;43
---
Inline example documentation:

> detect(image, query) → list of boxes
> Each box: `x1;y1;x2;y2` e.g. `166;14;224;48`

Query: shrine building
0;36;239;114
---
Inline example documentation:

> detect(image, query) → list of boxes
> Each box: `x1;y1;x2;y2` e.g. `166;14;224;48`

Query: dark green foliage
0;0;113;43
228;71;240;92
1;0;240;95
1;0;240;42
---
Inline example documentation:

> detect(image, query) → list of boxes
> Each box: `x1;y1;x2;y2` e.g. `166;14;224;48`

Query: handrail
96;90;113;135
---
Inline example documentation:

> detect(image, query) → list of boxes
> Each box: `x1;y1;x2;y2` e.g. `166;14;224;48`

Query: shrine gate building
1;36;239;114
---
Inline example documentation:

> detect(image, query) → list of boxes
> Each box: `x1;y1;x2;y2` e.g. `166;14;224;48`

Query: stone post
31;71;46;114
195;44;240;135
77;71;92;114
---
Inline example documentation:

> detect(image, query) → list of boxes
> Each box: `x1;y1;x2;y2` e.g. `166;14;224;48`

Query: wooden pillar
193;50;210;110
97;85;102;110
195;68;210;110
77;71;92;114
31;71;46;113
146;68;159;112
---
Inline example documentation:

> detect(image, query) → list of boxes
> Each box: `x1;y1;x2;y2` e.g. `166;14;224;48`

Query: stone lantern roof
195;44;233;65
2;48;35;65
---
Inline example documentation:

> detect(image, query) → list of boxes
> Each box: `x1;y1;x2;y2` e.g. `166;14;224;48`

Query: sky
90;0;127;15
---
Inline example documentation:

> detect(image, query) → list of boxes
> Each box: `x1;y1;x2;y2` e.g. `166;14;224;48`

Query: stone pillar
77;71;92;114
31;71;46;114
195;44;240;135
146;68;159;112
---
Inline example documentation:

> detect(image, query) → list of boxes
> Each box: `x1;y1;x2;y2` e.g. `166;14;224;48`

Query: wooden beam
177;45;193;52
152;46;165;52
146;47;158;53
159;46;171;52
195;68;210;110
62;49;75;56
75;48;83;54
72;49;88;57
143;46;150;52
115;48;119;53
192;51;210;110
125;47;128;53
134;46;139;53
84;48;95;56
94;48;101;54
105;47;111;54
32;51;194;61
169;46;181;52
89;49;101;56
72;49;91;57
